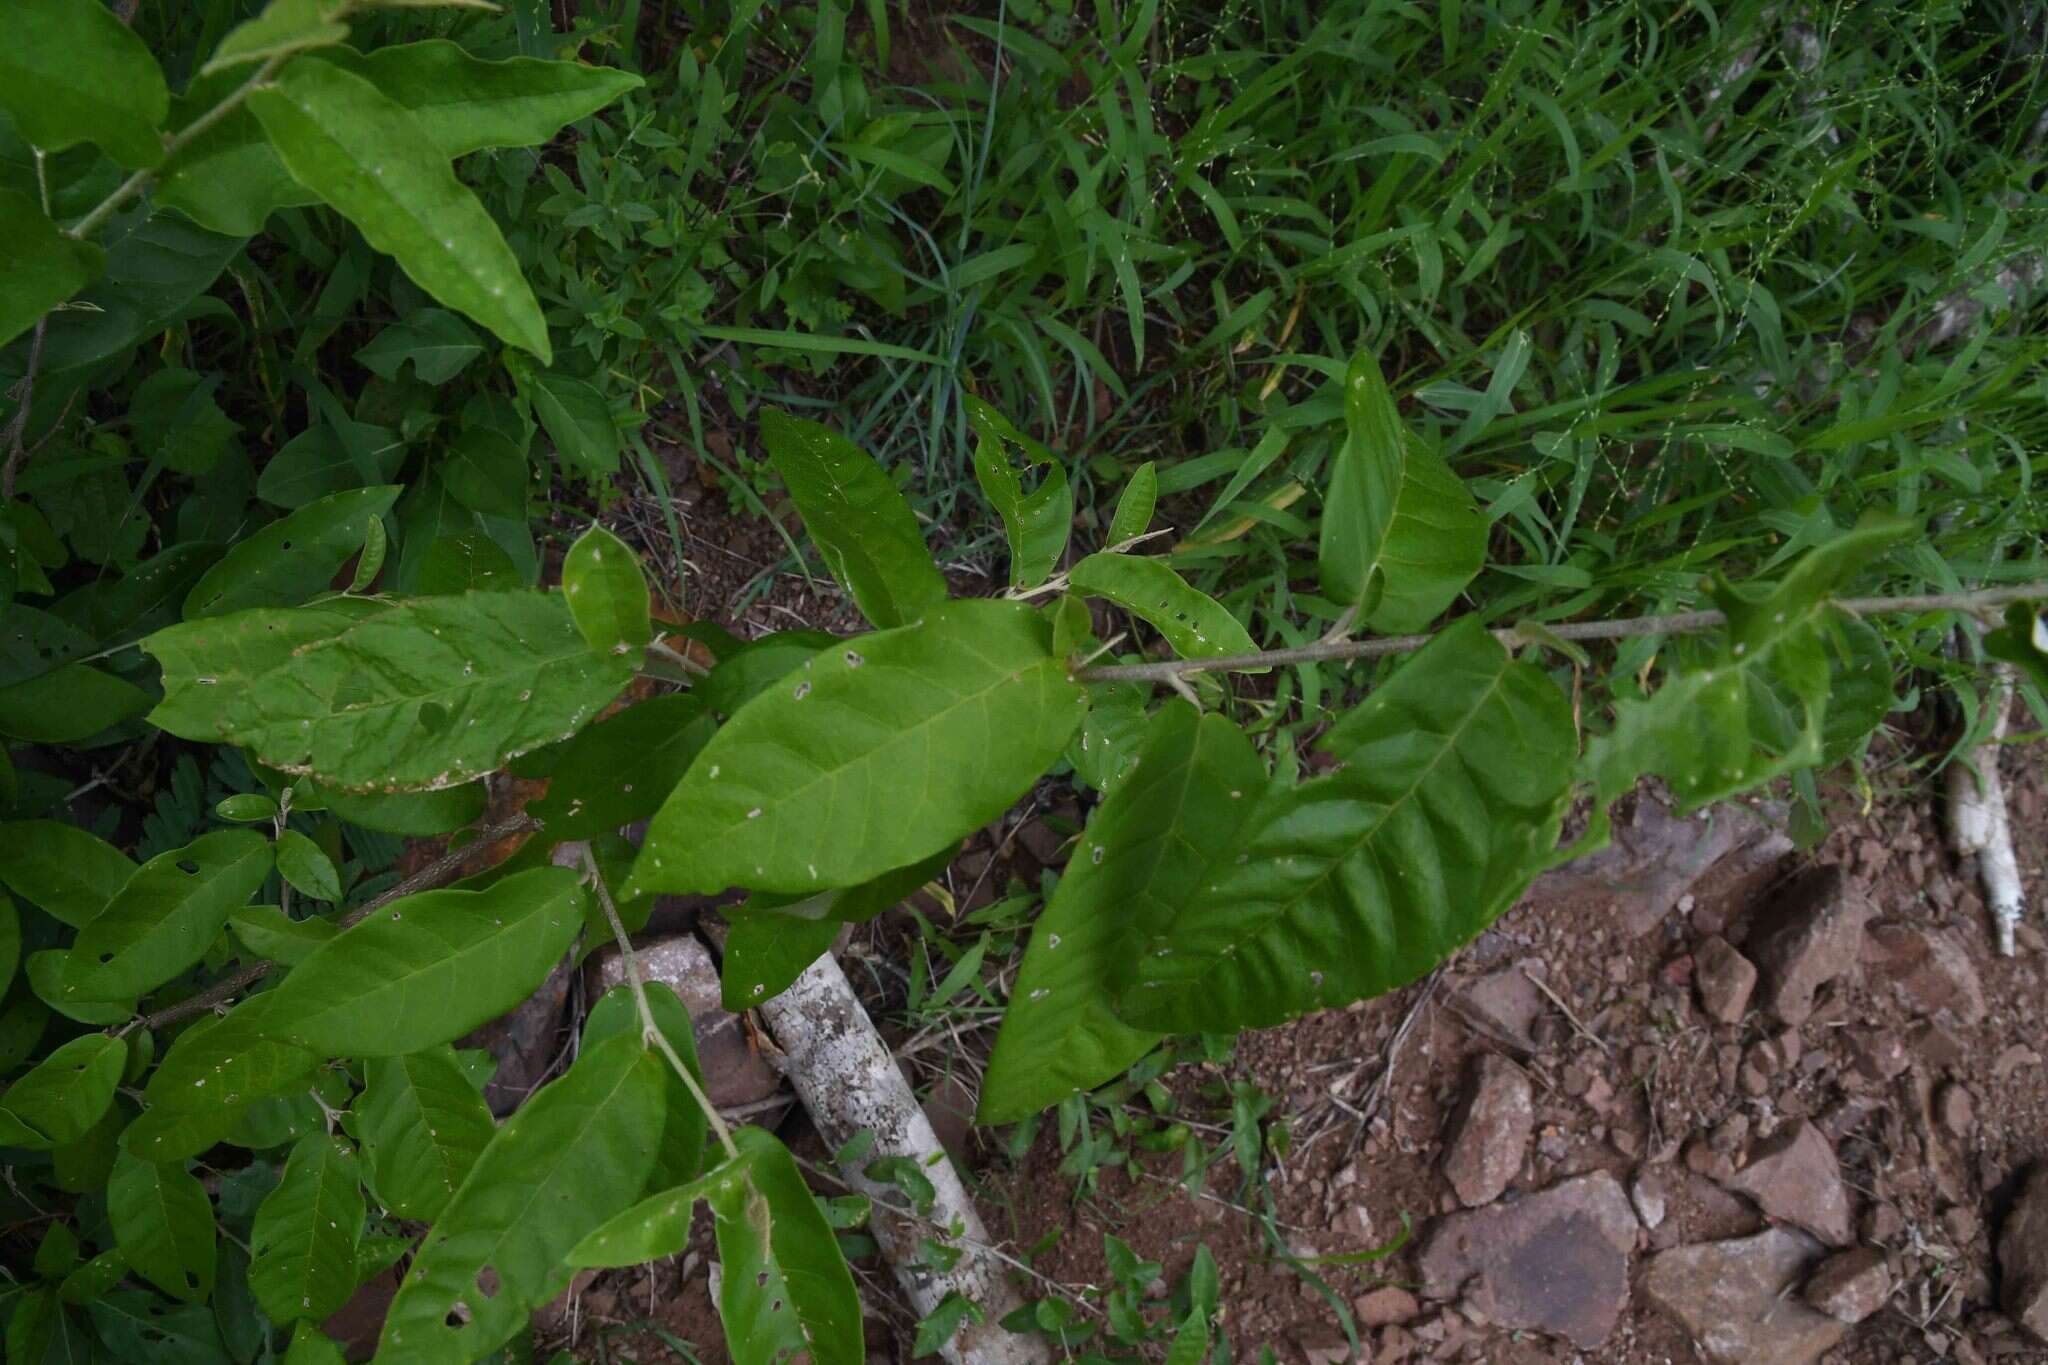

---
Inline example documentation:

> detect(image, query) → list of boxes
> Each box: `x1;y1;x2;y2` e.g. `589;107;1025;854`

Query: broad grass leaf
759;409;947;629
1067;553;1259;663
631;599;1085;897
706;1128;864;1365
261;866;585;1056
0;191;104;349
109;1149;217;1303
249;1133;364;1323
274;831;342;903
353;1046;497;1221
967;397;1072;590
316;781;487;835
1318;350;1486;633
563;524;651;662
582;983;706;1191
1;0;168;168
981;704;1263;1122
182;485;401;618
66;830;273;1001
249;61;551;361
519;368;620;474
126;994;323;1163
0;1034;125;1146
0;820;135;927
1106;461;1158;546
375;1034;665;1364
528;694;716;840
203;0;350;74
1118;620;1576;1033
144;600;384;740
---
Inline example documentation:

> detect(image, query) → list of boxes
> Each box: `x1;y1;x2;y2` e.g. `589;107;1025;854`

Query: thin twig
1;320;48;499
1074;584;2048;683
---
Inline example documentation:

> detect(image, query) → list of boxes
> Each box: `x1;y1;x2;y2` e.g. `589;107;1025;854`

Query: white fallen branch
754;950;1049;1365
1947;663;2026;955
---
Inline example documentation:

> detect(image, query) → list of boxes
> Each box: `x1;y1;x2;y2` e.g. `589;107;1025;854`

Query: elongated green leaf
65;831;272;1001
229;905;339;965
156;71;321;236
145;591;636;791
967;397;1071;590
1318;350;1487;632
0;820;135;927
356;308;484;385
26;950;132;1025
249;60;550;361
87;1288;228;1365
695;630;836;716
316;781;486;835
631;599;1085;896
528;694;716;840
0;662;153;743
127;994;323;1163
981;704;1263;1122
183;486;401;618
376;1034;665;1363
1118;620;1575;1033
1068;553;1260;663
0;895;15;991
2;0;168;168
0;190;104;348
275;831;342;903
262;866;585;1056
1585;514;1913;810
109;1149;217;1302
708;1128;864;1365
353;1045;496;1221
285;1322;349;1365
144;600;383;739
314;40;644;158
1986;602;2048;695
563;524;650;662
249;1133;364;1323
1106;461;1158;546
0;1034;125;1146
759;409;947;629
582;983;706;1191
438;425;528;519
720;849;950;1008
204;0;350;74
0;988;48;1073
519;368;619;474
256;422;405;509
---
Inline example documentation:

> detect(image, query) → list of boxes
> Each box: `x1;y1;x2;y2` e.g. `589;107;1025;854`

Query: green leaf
582;983;706;1192
26;950;132;1025
1986;602;2048;696
156;71;321;236
415;531;523;595
217;793;280;822
967;396;1072;590
314;40;645;158
0;820;135;927
60;1249;129;1305
0;662;153;743
438;425;529;519
0;190;104;349
65;830;273;1001
562;524;650;662
261;865;586;1056
1106;461;1158;547
1584;514;1914;810
375;1033;665;1363
1067;553;1259;663
229;905;339;965
719;849;950;1008
759;409;948;629
109;1149;217;1303
518;368;619;475
981;704;1262;1123
632;599;1085;896
1117;619;1576;1033
0;895;15;991
143;600;383;740
0;988;49;1073
285;1322;350;1365
204;0;350;74
353;1045;497;1221
915;1292;985;1359
249;1133;365;1323
0;1034;125;1146
256;423;405;509
126;994;323;1163
355;309;484;385
129;367;238;476
183;486;402;618
1318;349;1487;632
695;630;836;716
528;694;716;840
704;1128;863;1365
145;591;636;792
274;831;342;904
86;1289;229;1365
317;781;487;835
1;0;169;168
248;60;551;361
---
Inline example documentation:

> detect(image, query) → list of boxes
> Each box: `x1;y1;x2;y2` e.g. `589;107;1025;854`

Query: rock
1354;1286;1420;1328
1993;1044;2043;1079
1447;961;1547;1052
1415;1171;1639;1348
1745;867;1872;1025
1722;1120;1854;1246
2000;1164;2048;1341
1865;922;1986;1025
1694;936;1758;1023
1863;1202;1904;1244
1442;1055;1533;1207
463;953;574;1116
587;934;783;1110
1849;1032;1910;1083
1802;1246;1891;1323
1530;789;1790;937
1937;1082;1977;1140
1630;1170;1668;1231
1643;1228;1844;1365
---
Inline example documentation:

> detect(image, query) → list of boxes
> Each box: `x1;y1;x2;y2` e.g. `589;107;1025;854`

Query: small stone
1354;1286;1420;1328
1722;1119;1854;1246
1738;1059;1770;1097
1709;1112;1751;1155
1448;962;1548;1052
1865;922;1987;1024
1862;1202;1904;1244
1630;1170;1668;1230
1937;1083;1977;1140
1643;1228;1844;1365
1993;1044;2043;1079
1442;1054;1533;1208
1745;867;1872;1026
1803;1246;1892;1323
1694;935;1758;1023
1685;1137;1737;1183
1849;1032;1910;1083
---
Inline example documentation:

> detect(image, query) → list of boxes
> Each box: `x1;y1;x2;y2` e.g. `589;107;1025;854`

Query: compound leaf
1067;553;1259;663
109;1149;216;1303
354;1046;497;1222
66;830;273;1001
249;1133;364;1323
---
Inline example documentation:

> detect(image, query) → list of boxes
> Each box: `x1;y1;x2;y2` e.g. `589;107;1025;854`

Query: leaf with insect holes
125;994;323;1164
249;1133;364;1323
1106;462;1158;546
109;1149;216;1303
759;409;948;629
352;1045;497;1222
582;984;707;1192
0;820;136;927
1;0;168;168
0;1034;126;1147
144;600;385;741
1067;553;1260;664
0;191;105;349
695;630;837;716
1117;620;1576;1034
260;867;585;1057
967;397;1072;590
275;831;343;903
229;905;339;965
65;830;273;1001
719;849;951;1009
1583;514;1914;812
562;524;651;663
1318;349;1487;633
528;695;717;840
27;950;131;1026
146;591;635;792
182;486;401;619
375;1034;664;1363
249;61;550;361
631;599;1085;897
